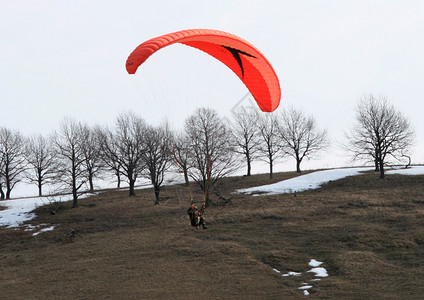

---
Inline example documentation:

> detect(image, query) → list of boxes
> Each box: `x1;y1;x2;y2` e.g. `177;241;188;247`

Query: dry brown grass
1;170;424;299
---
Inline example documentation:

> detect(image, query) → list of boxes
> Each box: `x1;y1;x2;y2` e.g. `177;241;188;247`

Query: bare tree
0;150;5;199
0;177;4;200
172;131;191;185
80;124;103;192
94;125;121;188
230;106;261;176
52;118;87;208
142;123;173;205
0;127;27;199
278;107;328;173
256;113;280;179
97;112;146;196
185;107;238;206
25;134;57;197
347;95;415;178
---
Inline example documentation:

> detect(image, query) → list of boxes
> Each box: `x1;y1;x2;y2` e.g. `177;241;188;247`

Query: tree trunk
129;178;136;196
269;160;273;179
296;159;301;173
5;177;11;199
72;158;78;207
183;168;189;185
0;186;4;200
72;187;78;208
246;152;251;176
374;151;379;172
38;170;43;197
116;171;121;188
404;155;411;169
88;174;94;192
154;185;160;205
379;159;385;179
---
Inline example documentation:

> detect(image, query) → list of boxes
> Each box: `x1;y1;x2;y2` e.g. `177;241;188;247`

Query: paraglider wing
126;29;281;112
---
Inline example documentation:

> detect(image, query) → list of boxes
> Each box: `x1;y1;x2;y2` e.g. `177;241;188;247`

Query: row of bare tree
0;94;415;205
231;106;328;177
0;106;327;205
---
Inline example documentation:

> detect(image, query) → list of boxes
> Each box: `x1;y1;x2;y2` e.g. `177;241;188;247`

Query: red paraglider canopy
126;29;281;112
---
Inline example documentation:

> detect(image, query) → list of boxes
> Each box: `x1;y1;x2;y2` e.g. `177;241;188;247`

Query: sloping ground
1;170;424;299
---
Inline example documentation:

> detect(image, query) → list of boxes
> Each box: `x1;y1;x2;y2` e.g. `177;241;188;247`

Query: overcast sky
1;0;423;171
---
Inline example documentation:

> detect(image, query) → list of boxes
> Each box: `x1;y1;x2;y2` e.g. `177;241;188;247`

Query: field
1;170;424;299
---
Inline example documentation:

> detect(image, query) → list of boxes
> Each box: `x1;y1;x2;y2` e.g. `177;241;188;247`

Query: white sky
1;0;424;171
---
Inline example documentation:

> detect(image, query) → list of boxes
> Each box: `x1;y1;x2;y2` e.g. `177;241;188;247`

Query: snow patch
33;226;55;236
308;267;329;277
0;193;95;229
282;271;302;277
275;258;329;296
299;285;313;290
386;166;424;175
238;166;424;196
237;167;371;196
309;259;323;267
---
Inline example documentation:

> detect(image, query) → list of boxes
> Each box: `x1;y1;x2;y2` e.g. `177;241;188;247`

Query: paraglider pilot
187;201;207;229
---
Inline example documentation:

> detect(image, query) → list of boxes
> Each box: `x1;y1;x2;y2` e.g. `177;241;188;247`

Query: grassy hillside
1;170;424;299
